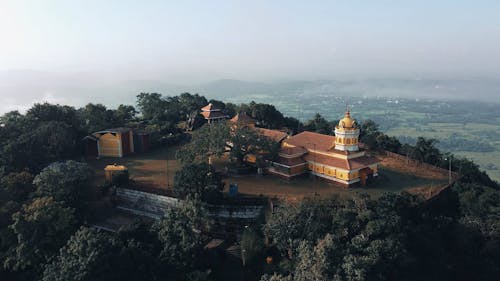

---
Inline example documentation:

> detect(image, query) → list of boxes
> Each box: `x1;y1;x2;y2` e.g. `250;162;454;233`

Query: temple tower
334;111;359;151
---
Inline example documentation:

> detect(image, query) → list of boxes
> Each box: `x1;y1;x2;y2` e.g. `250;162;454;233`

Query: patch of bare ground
378;152;452;199
86;145;181;193
86;147;450;201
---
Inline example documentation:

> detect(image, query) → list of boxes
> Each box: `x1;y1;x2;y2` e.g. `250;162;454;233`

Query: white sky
0;0;499;112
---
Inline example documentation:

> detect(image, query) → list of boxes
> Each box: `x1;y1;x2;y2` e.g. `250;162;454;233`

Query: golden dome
338;111;355;128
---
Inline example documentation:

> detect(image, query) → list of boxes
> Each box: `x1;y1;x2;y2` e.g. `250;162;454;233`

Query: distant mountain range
1;69;499;114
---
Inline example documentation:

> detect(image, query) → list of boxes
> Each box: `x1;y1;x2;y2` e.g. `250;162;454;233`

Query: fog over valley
1;69;499;115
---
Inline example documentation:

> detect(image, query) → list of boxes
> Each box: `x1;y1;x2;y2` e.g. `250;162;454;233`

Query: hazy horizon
1;1;500;112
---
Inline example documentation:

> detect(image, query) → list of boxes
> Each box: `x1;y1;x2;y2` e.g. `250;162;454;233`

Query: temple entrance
359;167;373;186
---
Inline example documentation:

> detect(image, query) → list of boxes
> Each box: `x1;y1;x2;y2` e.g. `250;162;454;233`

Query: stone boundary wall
115;188;265;220
116;188;180;219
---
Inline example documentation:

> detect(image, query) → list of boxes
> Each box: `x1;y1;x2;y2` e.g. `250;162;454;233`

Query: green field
386;121;500;181
219;95;500;182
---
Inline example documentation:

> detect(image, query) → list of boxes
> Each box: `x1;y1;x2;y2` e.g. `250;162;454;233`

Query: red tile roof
255;128;288;142
280;146;307;156
285;131;335;152
201;103;222;112
303;153;380;170
200;110;227;119
273;156;307;167
230;112;257;124
348;156;381;169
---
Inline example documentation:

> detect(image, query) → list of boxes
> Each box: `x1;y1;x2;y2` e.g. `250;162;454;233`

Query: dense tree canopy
173;163;224;201
177;122;279;166
42;227;159;281
0;172;34;202
5;197;77;273
262;188;499;281
33;161;94;210
177;122;231;164
153;197;211;276
303;113;335;135
0;96;498;281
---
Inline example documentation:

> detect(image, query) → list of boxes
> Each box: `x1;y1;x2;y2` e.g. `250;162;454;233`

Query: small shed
83;128;134;158
104;164;128;183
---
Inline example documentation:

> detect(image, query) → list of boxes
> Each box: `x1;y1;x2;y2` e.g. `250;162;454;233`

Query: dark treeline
0;92;498;281
261;184;499;281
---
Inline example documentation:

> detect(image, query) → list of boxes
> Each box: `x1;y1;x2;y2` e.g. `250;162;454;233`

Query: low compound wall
116;188;180;219
115;188;265;221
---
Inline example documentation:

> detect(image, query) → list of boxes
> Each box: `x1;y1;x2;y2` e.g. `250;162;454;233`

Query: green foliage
248;102;286;129
113;104;137;125
33;161;94;210
42;227;159;281
241;227;264;265
411;137;442;165
454;183;500;239
177;122;280;166
260;273;293;281
304;113;335;135
231;125;280;164
26;103;81;129
173;163;223;201
78;103;117;133
0;172;34;202
264;189;500;281
5;197;77;273
176;122;231;164
153;197;210;272
137;92;207;129
448;156;499;188
43;198;213;281
2;121;80;173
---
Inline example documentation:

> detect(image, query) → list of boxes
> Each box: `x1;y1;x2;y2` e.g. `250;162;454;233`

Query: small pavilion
200;103;227;123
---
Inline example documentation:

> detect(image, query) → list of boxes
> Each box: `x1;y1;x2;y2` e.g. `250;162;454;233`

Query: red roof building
200;103;227;123
229;112;257;126
268;112;380;187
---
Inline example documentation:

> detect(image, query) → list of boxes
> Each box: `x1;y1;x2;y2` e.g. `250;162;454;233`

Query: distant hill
193;78;500;103
1;70;499;114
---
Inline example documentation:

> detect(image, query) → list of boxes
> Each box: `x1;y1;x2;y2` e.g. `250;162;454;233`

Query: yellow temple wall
324;166;336;177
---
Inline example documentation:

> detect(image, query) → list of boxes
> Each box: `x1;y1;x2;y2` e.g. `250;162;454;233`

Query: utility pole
313;143;317;185
448;157;452;184
166;148;170;188
445;156;452;184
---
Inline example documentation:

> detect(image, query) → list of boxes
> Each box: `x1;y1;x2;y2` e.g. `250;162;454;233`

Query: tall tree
5;197;77;273
113;104;137;125
173;163;223;201
177;122;278;166
42;227;159;281
304;113;334;135
176;122;231;164
153;197;210;273
2;121;80;173
413;137;442;165
33;161;94;210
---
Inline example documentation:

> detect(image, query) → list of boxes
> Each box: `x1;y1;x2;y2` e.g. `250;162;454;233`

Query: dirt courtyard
87;147;449;200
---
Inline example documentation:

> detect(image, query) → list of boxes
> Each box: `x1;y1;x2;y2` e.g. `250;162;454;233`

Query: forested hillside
0;93;498;281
